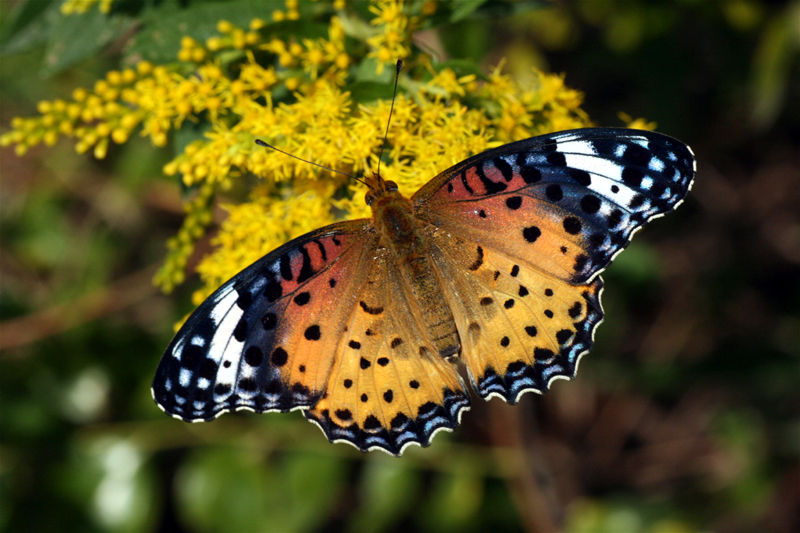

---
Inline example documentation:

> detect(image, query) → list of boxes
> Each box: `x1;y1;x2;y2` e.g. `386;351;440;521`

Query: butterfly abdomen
371;189;460;359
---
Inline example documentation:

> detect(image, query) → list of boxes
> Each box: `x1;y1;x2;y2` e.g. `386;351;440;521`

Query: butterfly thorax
368;179;461;360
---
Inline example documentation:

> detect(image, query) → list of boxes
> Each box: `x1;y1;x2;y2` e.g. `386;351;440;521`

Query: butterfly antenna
254;139;369;187
376;59;403;178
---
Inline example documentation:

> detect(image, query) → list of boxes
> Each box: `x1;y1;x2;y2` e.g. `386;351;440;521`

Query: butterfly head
364;173;400;206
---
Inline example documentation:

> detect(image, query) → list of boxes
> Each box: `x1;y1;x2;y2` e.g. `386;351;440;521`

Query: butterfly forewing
305;249;470;455
152;220;376;421
414;128;696;284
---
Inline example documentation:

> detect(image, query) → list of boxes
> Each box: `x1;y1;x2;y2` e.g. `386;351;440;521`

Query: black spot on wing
233;317;248;342
296;246;315;283
547;152;567;166
236;291;252;310
545;184;563;202
264;278;282;302
520;165;541;184
363;414;381;430
622;142;652;166
622;166;644;188
569;168;591;186
360;301;384;315
279;254;293;281
506;196;523;210
261;312;277;330
493;157;514;181
294;291;311;306
468;246;484;271
580;194;601;214
244;346;263;366
271;347;288;366
312;239;327;261
563;217;582;235
523;226;541;243
304;325;321;340
476;162;507;194
460;170;474;195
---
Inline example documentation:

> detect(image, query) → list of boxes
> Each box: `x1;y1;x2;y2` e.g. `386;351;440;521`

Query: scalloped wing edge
303;387;471;456
471;278;605;404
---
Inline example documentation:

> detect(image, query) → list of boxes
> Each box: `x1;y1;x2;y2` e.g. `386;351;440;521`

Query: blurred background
1;1;799;532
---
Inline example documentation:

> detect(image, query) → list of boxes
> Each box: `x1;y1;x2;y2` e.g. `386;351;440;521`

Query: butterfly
152;127;695;455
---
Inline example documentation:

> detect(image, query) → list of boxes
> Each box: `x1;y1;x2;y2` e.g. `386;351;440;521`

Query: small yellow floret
136;61;153;75
106;71;122;85
217;20;233;34
335;53;350;69
285;77;300;91
206;36;223;51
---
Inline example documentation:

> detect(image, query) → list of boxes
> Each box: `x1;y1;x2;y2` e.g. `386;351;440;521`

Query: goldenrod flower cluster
367;0;434;71
61;0;114;15
2;0;601;305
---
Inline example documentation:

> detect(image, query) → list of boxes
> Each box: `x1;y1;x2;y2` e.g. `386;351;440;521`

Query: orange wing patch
305;250;470;455
419;192;602;284
427;227;604;403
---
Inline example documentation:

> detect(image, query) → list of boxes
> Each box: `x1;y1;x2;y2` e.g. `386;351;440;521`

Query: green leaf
177;447;270;532
348;80;395;103
421;465;484;531
355;57;395;83
40;8;135;78
176;448;346;533
0;0;58;55
449;0;489;23
348;460;421;533
281;453;347;532
750;4;800;129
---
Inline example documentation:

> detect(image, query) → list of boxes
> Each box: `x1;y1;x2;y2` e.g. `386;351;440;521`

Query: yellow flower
61;0;113;15
3;4;599;304
619;112;657;130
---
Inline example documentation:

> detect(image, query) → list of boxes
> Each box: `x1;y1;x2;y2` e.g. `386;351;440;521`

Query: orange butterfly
152;127;695;455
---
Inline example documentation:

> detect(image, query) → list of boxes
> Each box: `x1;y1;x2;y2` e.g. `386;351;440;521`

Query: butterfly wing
152;219;379;422
305;247;470;456
152;216;470;455
414;128;696;284
425;229;603;403
413;128;695;401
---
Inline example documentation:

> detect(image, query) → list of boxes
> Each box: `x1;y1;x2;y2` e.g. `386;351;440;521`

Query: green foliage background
2;1;799;532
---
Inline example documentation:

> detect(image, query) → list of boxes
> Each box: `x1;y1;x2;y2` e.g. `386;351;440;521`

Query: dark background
1;1;799;532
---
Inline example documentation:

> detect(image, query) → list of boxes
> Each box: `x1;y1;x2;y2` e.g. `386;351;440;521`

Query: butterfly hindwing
414;128;696;284
306;249;470;455
427;230;603;402
152;220;376;422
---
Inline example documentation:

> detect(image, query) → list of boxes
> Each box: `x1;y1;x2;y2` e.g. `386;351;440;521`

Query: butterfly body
368;177;461;358
153;128;696;456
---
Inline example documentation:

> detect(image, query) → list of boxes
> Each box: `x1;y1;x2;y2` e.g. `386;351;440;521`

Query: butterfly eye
365;190;376;206
385;180;399;191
